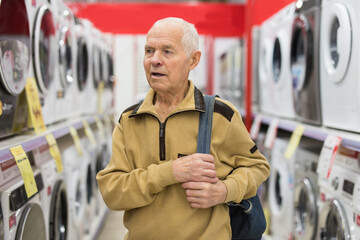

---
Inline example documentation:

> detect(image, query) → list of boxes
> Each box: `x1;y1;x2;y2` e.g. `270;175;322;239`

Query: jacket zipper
159;122;166;161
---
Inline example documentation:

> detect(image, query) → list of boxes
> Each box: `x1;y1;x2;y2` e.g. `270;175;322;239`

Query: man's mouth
152;72;165;77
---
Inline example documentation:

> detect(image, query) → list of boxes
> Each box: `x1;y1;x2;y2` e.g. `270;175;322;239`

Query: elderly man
97;17;270;240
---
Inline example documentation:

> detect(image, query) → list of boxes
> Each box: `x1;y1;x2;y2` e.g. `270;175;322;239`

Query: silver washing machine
317;144;360;239
290;0;322;125
293;138;323;240
0;170;46;240
0;0;30;138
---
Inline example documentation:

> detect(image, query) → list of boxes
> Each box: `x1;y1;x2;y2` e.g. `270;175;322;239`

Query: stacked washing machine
0;0;30;138
320;0;360;133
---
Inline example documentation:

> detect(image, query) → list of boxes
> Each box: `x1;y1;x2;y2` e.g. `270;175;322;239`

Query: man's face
143;24;194;95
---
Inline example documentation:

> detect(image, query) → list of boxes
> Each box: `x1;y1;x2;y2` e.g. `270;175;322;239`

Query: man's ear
189;51;201;70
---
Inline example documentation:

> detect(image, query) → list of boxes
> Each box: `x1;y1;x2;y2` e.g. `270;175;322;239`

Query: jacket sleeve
217;109;270;203
96;118;178;211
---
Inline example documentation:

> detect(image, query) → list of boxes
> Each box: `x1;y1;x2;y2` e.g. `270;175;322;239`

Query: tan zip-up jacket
97;81;270;240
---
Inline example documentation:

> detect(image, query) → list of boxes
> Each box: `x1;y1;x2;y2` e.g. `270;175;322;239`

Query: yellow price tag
45;134;64;173
10;146;38;198
69;126;82;156
97;81;105;113
83;120;96;146
284;125;305;159
25;77;46;134
95;116;105;139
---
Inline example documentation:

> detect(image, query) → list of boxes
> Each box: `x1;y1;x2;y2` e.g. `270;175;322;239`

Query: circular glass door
49;180;68;240
76;37;88;91
0;0;30;95
290;15;312;92
15;203;47;240
269;164;289;216
33;5;56;94
319;199;350;240
294;178;318;240
322;3;351;83
272;37;282;84
58;25;74;89
92;45;101;88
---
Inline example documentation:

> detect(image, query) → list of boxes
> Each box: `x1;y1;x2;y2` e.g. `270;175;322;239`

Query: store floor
97;210;128;239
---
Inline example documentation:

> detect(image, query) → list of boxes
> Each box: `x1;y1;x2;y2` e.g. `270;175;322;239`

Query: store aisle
97;210;128;239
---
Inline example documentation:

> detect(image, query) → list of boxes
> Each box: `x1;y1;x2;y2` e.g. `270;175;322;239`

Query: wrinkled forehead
146;24;184;48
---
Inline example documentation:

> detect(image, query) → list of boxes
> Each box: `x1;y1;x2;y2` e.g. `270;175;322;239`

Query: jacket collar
129;80;205;118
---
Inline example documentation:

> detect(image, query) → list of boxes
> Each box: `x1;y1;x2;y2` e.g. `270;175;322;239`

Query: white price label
317;135;342;179
250;115;263;140
264;119;279;149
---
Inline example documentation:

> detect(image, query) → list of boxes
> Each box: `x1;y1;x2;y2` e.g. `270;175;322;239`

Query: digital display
343;179;354;195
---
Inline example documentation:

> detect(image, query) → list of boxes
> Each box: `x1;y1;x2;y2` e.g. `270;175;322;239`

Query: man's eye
164;50;172;54
145;49;153;54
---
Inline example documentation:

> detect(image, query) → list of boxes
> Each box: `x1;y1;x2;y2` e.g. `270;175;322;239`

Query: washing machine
26;0;58;126
293;138;323;240
53;1;76;123
268;134;296;240
31;145;69;240
258;14;277;116
290;0;322;125
0;169;47;240
320;0;360;133
270;2;296;119
91;27;102;113
79;18;97;116
61;142;86;240
0;0;30;138
251;26;261;111
102;33;115;114
316;144;360;239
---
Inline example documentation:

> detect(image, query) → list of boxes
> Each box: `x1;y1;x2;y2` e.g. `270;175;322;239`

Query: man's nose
150;51;163;65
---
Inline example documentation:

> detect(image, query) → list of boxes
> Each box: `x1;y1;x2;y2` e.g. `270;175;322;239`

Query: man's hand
171;153;217;183
181;180;227;208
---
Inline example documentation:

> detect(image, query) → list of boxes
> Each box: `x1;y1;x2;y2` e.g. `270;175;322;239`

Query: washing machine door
33;5;56;94
319;198;351;239
0;0;30;96
294;177;318;240
290;14;313;93
92;45;101;89
272;37;282;85
269;162;290;216
77;37;88;92
58;25;74;89
321;3;351;83
49;180;68;240
15;203;46;240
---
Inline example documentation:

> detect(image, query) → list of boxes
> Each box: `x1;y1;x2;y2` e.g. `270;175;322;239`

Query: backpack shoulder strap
197;95;216;154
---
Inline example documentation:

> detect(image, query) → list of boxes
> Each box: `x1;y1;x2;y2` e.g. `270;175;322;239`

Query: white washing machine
290;0;322;125
52;1;76;124
293;138;323;240
0;169;47;240
258;14;277;116
79;18;97;116
61;143;86;240
270;2;296;119
0;0;30;138
31;145;69;240
91;27;102;113
26;0;58;126
320;0;360;133
317;144;360;239
268;134;295;240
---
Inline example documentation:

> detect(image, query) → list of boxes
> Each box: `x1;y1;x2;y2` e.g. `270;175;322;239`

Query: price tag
250;115;262;140
69;126;82;156
45;134;64;173
95;116;105;139
83;120;96;146
25;77;46;134
264;119;279;149
97;81;105;113
10;146;37;198
317;135;342;179
284;125;305;159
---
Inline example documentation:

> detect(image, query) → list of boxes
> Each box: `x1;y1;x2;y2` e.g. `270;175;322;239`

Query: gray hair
150;17;199;56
